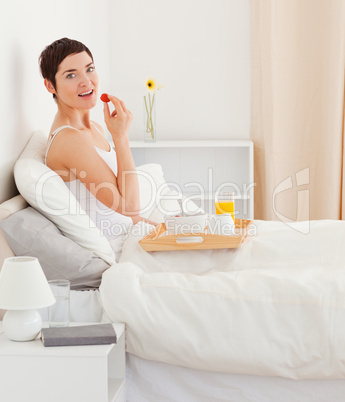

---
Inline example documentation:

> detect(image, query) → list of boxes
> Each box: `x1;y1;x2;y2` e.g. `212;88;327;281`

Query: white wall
0;0;250;202
109;0;251;141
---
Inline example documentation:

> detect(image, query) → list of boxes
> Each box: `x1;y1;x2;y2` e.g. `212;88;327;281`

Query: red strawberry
100;93;110;102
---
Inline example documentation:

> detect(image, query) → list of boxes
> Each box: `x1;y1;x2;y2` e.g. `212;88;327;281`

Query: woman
39;37;155;242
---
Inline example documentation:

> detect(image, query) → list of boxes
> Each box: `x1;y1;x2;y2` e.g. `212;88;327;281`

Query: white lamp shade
0;257;55;310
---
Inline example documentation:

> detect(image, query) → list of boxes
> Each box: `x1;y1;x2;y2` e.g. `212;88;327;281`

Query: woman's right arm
47;129;139;217
103;96;140;215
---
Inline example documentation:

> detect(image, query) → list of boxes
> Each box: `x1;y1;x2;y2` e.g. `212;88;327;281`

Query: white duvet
100;219;345;380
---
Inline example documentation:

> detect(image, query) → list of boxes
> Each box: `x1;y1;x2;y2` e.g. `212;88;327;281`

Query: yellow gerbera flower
146;79;156;91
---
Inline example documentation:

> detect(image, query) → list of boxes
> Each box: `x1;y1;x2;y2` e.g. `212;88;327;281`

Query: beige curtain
251;0;345;221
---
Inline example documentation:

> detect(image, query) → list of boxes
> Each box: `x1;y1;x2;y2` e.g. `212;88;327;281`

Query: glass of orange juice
215;192;235;220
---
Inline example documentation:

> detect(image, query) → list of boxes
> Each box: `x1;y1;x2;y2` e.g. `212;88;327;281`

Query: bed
1;131;345;401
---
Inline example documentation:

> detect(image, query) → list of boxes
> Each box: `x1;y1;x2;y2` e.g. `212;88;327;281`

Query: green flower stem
145;92;155;140
144;96;150;131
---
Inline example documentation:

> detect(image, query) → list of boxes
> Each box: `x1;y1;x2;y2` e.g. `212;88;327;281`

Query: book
41;323;117;347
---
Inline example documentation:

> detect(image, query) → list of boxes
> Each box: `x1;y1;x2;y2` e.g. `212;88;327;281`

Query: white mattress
126;353;345;402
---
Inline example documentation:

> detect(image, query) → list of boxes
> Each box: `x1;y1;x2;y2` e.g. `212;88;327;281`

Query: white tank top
45;123;132;240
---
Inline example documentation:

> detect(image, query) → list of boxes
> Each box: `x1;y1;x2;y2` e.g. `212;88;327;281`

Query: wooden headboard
0;134;31;204
0;125;47;203
0;165;19;204
0;194;28;322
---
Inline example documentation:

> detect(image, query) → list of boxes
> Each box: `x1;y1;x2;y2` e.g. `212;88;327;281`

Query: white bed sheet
126;353;345;402
39;289;103;323
101;219;345;380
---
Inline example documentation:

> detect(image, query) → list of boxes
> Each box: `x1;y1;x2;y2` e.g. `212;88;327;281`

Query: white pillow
14;131;116;265
0;194;28;222
135;164;204;223
136;163;170;219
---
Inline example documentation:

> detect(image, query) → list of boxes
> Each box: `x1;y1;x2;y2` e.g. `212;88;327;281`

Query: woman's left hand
132;216;158;226
103;95;133;141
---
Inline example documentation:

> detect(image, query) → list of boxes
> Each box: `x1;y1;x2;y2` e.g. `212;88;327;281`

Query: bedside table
0;322;125;402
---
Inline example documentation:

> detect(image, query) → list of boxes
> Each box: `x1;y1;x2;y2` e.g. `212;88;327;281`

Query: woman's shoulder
47;125;90;157
48;124;79;140
46;125;96;170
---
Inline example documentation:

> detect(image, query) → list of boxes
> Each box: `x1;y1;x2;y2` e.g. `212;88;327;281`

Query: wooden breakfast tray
139;218;253;251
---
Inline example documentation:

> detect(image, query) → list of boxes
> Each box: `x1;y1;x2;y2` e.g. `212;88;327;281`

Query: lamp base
3;310;42;341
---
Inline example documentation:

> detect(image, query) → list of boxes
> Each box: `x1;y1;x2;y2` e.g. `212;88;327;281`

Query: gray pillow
0;207;110;290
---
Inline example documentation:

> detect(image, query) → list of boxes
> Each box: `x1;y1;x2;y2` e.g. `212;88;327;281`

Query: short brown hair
39;37;93;98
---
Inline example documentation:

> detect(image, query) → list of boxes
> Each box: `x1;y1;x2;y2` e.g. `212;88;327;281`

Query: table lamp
0;256;55;341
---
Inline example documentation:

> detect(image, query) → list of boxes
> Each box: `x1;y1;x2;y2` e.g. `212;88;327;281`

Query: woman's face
53;51;98;109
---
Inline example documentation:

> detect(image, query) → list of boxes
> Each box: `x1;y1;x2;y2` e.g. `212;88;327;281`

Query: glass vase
143;93;157;142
